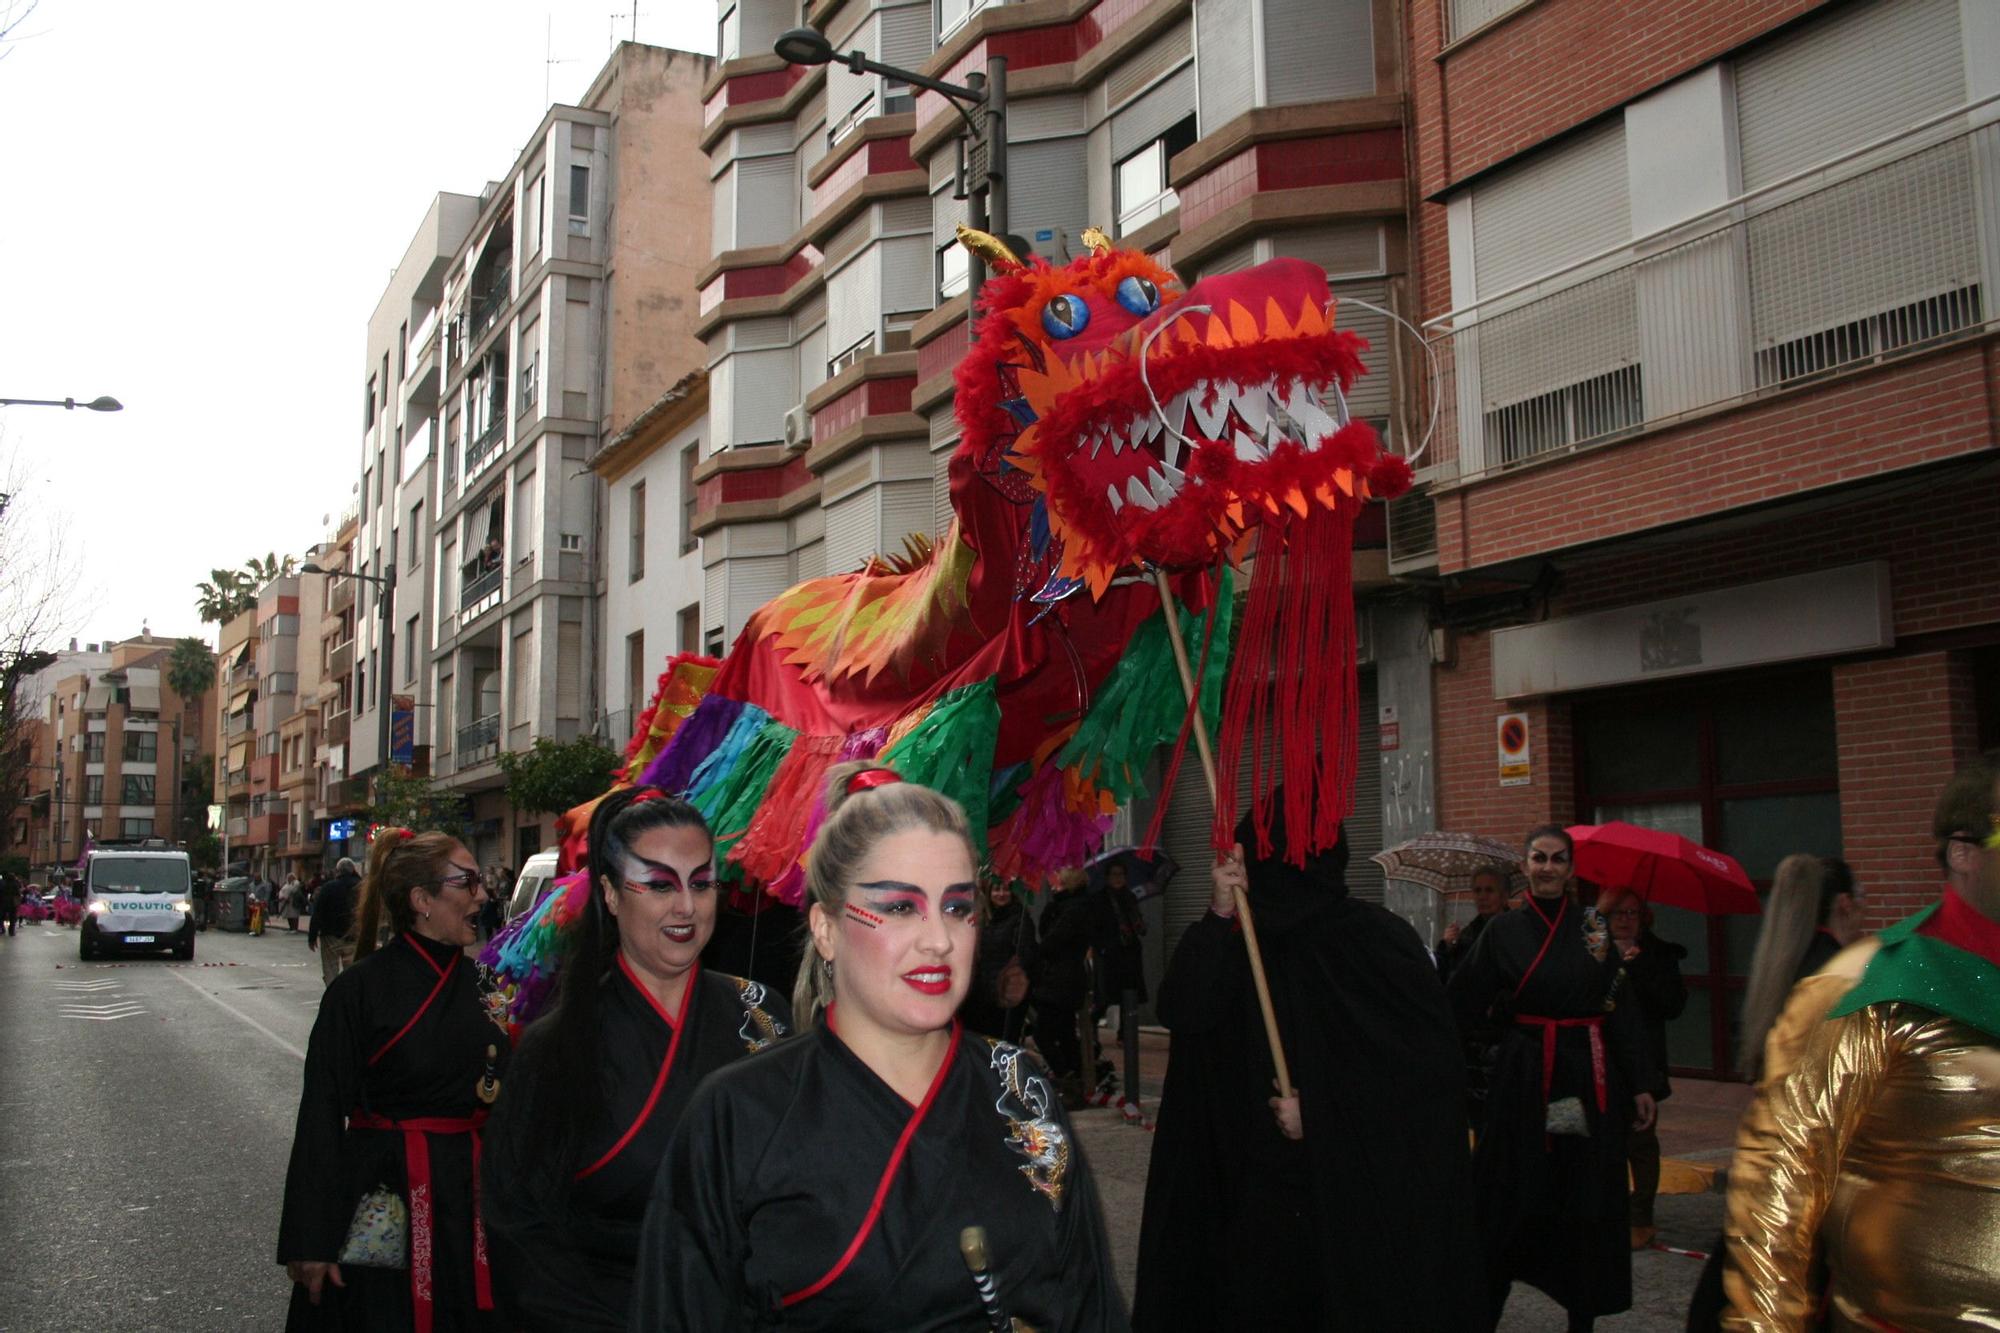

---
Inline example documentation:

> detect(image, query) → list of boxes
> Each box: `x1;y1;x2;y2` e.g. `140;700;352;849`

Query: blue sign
390;694;415;766
1035;228;1054;242
327;818;358;842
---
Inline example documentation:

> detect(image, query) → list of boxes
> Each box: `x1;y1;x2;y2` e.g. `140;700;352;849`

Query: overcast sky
0;0;715;652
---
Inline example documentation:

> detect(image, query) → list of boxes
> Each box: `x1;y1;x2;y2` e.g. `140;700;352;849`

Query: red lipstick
901;966;952;996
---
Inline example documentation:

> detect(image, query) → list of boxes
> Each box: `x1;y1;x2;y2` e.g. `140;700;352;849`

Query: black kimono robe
1133;891;1481;1329
277;931;512;1333
632;1018;1128;1332
1448;895;1657;1320
480;961;791;1330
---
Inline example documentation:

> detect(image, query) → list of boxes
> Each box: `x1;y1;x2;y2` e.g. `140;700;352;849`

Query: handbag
337;1185;409;1268
1544;1095;1590;1137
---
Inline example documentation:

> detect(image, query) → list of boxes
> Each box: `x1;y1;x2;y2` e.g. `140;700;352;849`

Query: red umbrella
1565;821;1761;915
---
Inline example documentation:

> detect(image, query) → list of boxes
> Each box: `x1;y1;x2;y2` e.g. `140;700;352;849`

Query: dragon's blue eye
1040;294;1091;340
1115;276;1161;316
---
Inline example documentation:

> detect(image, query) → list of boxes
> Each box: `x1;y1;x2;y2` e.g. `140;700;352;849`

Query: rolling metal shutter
1195;0;1255;132
1006;138;1089;258
822;488;875;575
735;154;798;250
826;250;881;357
1111;65;1195;163
1264;0;1373;106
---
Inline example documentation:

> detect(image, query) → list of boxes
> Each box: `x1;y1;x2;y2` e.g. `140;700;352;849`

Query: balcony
249;753;280;793
323;709;350;745
464;418;505;483
457;714;500;767
226;660;258;688
459;562;502;624
226;710;254;737
328;579;355;615
328;638;354;679
226;768;249;793
1425;107;1996;483
245;813;286;846
228;816;248;839
469;271;512;343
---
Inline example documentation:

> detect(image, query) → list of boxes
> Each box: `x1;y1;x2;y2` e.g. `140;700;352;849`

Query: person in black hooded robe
1132;796;1482;1331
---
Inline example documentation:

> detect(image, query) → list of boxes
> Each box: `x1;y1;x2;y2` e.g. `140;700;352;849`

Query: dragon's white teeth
1089;428;1105;460
1125;475;1157;511
1137;412;1165;446
1235;386;1270;440
1233;429;1267;463
1189;384;1229;439
1146;467;1176;506
1106;483;1124;514
1108;426;1125;455
1291;392;1336;442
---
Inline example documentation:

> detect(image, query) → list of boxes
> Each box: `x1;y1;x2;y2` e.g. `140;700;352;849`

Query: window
120;818;154;839
679;445;699;554
718;4;740;61
560;532;582;552
938;240;969;300
629;481;647;581
122;775;155;805
364;377;377;429
568;164;590;234
409;503;423;566
1448;0;1532;41
397;320;408;381
122;731;157;763
84;775;103;806
1115;114;1196;236
526;173;546;257
626;630;646;725
520;350;539;412
678;603;701;654
356;660;366;713
404;616;418;685
83;732;105;762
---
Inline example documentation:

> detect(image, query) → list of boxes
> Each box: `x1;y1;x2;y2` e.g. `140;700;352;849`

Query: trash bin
213;877;251;932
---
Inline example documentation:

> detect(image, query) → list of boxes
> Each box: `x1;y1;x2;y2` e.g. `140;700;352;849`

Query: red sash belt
1514;1014;1607;1115
348;1110;492;1333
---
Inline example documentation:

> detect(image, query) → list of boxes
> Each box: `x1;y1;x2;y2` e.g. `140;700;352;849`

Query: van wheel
174;939;194;961
79;937;95;962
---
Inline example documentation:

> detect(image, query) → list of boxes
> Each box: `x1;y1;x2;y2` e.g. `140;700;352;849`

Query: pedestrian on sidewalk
1598;887;1685;1251
1448;824;1657;1333
1723;754;2000;1330
277;829;508;1332
279;874;304;933
1092;860;1148;1103
963;874;1040;1043
482;788;792;1331
1031;866;1097;1108
306;858;361;985
1437;864;1513;1131
0;870;20;937
1134;797;1480;1332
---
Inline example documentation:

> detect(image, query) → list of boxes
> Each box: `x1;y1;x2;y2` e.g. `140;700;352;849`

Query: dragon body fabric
486;239;1410;1027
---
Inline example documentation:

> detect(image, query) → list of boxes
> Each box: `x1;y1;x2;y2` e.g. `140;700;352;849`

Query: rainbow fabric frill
478;868;591;1039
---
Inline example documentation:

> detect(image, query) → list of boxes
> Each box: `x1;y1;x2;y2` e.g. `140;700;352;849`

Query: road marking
163;967;306;1060
60;1003;147;1021
54;980;123;991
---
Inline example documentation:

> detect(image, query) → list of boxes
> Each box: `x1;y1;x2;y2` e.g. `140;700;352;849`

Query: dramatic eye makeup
620;855;715;894
853;880;979;919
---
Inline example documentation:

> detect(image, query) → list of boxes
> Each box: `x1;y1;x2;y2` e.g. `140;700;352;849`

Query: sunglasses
432;868;483;891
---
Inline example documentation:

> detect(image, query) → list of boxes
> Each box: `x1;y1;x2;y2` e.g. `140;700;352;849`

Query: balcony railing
323;709;350;745
328;638;354;679
1423;102;1998;482
460;563;502;617
226;711;254;737
457;714;501;765
470;274;511;342
464;418;505;481
327;579;355;615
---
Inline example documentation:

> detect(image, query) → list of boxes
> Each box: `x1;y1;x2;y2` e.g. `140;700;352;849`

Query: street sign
1497;713;1531;787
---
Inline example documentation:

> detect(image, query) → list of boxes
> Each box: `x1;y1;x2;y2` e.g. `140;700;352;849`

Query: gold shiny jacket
1723;939;2000;1331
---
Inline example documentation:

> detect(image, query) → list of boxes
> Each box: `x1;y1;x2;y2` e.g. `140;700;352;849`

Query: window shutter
822;489;875;576
1264;0;1373;106
556;622;581;720
877;1;932;71
826;249;881;356
1111;64;1195;163
1107;18;1191;110
1006;138;1089;259
735;154;797;250
1470;118;1630;298
1195;0;1255;132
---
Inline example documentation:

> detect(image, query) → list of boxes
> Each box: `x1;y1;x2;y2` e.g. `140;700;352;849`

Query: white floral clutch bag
338;1186;408;1268
1545;1095;1590;1137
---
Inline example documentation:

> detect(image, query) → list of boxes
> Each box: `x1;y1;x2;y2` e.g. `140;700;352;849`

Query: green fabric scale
881;678;1002;842
1830;901;2000;1041
692;718;800;878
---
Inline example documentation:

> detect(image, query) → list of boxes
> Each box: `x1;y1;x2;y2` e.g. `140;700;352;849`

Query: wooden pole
1151;567;1294;1099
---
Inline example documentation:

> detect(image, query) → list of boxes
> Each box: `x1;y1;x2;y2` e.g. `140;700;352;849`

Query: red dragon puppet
485;227;1410;1024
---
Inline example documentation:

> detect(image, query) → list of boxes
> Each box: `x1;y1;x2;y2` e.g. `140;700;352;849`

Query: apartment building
15;642;112;870
595;369;710;745
311;512;363;865
1409;0;2000;1074
698;0;1416;985
426;43;715;870
216;607;257;869
352;192;482;799
233;573;329;882
23;636;212;871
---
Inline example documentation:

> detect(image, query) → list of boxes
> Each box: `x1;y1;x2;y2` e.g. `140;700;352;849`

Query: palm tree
195;569;253;624
166;636;216;739
243;552;297;585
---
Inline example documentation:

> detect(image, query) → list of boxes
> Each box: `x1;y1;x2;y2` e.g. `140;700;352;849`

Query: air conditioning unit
782;404;811;451
1385;482;1439;575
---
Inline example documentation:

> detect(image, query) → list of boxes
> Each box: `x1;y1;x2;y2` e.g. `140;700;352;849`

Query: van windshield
89;859;190;895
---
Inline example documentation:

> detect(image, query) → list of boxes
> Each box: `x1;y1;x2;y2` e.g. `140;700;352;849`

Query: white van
506;850;562;923
81;845;196;961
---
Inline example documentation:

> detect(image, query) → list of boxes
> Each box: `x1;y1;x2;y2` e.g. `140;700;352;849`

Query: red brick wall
1831;651;1981;927
1434;629;1578;838
1438;342;2000;574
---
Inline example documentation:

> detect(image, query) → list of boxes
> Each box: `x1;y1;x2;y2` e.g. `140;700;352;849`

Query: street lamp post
773;27;1006;332
0;395;123;412
301;562;397;803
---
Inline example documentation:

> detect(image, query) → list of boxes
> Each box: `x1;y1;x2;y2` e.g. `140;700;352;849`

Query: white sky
0;0;716;652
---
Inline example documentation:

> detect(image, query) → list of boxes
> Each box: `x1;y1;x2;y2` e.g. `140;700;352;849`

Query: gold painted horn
1079;226;1113;257
955;222;1022;269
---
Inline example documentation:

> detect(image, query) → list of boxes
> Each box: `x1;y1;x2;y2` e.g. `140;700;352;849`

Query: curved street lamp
0;395;123;411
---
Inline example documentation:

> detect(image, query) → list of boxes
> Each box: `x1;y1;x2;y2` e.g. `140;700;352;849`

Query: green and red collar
1830;889;2000;1040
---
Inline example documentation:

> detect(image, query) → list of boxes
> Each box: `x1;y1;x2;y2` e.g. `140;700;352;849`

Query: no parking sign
1497;713;1531;787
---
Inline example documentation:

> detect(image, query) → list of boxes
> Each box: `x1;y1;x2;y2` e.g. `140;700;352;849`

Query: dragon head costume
484;229;1410;1026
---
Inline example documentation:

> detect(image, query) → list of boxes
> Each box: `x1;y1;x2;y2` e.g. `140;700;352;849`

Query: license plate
124;935;155;944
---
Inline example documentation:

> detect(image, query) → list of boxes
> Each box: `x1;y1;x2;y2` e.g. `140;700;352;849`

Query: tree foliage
167;637;215;714
194;553;300;625
497;735;622;816
0;443;83;857
367;770;468;837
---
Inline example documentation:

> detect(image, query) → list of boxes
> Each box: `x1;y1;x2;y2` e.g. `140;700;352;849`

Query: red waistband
1515;1014;1608;1126
345;1109;492;1330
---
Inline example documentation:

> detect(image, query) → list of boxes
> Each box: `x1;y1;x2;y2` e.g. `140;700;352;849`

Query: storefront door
1573;669;1841;1078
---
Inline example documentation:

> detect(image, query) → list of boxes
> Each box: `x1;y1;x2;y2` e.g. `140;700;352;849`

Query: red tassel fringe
728;734;843;887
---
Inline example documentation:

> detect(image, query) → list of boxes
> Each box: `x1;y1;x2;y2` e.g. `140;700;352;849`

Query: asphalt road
0;919;320;1331
0;918;1718;1331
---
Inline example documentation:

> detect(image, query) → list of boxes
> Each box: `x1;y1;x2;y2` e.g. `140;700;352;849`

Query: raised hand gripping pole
1151;567;1294;1100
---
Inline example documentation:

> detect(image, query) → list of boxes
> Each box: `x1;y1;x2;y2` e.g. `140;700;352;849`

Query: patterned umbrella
1371;833;1527;895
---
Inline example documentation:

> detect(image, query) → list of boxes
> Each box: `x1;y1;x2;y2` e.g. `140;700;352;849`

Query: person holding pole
1133;795;1480;1330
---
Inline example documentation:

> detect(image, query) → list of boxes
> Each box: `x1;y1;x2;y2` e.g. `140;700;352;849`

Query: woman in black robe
632;763;1127;1331
277;829;511;1333
480;789;791;1331
1448;824;1659;1332
1133;798;1481;1331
